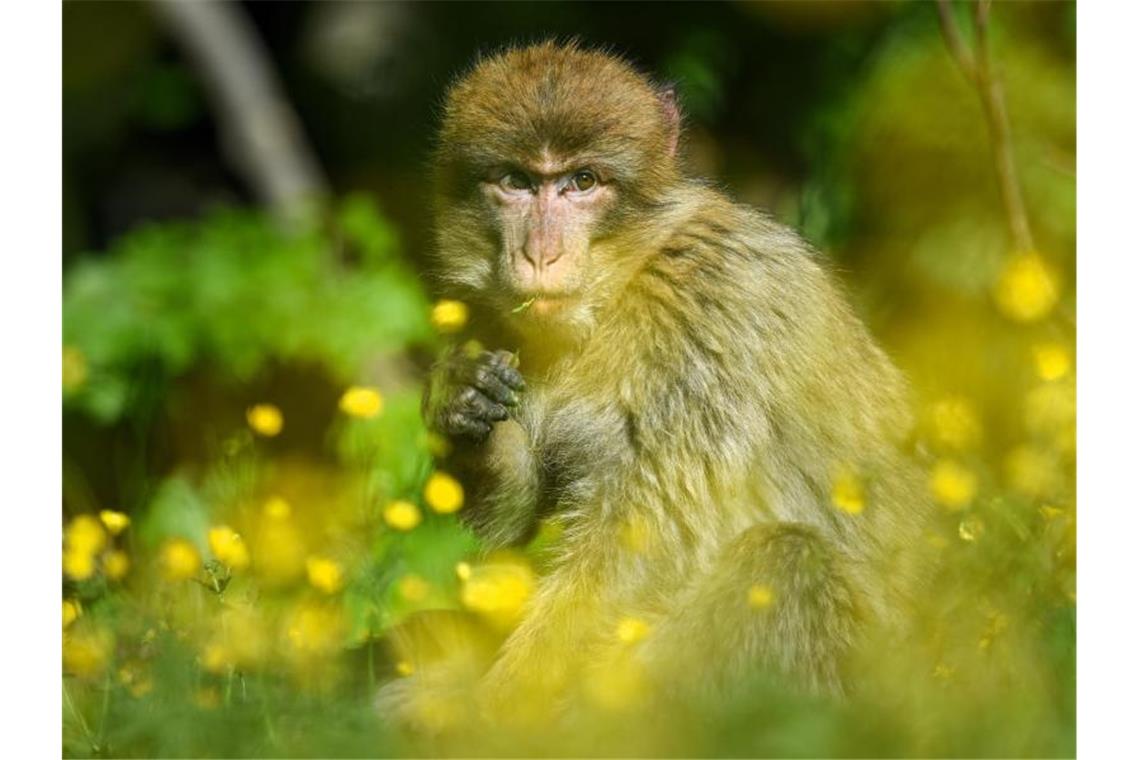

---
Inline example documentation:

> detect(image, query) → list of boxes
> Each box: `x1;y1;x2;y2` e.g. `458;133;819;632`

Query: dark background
63;1;1073;267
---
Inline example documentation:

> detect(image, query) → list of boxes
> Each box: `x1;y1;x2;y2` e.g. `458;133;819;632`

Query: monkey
416;41;930;725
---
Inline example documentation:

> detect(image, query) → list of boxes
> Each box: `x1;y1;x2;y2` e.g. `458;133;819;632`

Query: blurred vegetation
63;2;1075;757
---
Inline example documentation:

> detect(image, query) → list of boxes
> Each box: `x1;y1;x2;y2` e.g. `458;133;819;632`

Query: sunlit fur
421;40;931;721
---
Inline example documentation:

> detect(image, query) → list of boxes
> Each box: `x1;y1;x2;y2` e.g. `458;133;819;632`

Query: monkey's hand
425;349;525;443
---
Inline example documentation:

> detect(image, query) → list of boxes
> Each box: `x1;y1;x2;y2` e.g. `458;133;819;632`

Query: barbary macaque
417;41;929;722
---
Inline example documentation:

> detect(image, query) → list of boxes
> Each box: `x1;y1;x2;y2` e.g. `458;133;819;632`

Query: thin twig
153;0;329;223
936;0;1035;252
936;0;977;81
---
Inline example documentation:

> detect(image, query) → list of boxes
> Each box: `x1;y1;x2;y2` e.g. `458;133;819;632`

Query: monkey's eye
499;171;533;192
569;170;598;193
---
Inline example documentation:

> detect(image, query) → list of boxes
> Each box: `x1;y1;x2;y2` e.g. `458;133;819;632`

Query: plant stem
936;0;1035;252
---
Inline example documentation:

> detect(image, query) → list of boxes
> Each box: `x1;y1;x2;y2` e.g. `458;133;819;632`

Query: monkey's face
434;43;683;329
481;153;616;318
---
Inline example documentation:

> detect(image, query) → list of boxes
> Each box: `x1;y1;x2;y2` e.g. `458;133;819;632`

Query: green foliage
63;197;434;423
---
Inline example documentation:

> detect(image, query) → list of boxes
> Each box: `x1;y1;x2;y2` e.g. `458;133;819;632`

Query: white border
0;0;62;754
1077;0;1140;757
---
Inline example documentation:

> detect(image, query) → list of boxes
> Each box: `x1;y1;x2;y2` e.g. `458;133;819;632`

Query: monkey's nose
521;241;563;269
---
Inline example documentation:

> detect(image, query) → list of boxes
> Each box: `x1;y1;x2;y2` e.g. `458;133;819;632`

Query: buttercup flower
63;515;107;581
246;403;284;437
929;459;978;511
306;556;346;594
63;599;81;629
159;538;201;582
63;547;97;581
208;525;251;571
104;550;131;581
383;500;422;531
424;471;464;514
63;629;112;679
1033;343;1071;381
339;386;383;419
65;514;107;555
431;299;469;333
99;509;131;535
460;561;534;629
993;251;1060;322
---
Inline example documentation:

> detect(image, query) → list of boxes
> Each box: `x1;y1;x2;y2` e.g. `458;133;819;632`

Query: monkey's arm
424;347;540;547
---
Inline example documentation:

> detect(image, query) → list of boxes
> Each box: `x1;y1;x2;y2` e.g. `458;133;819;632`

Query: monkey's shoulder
626;199;836;336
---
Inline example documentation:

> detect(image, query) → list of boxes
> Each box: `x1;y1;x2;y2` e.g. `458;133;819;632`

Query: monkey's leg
643;522;861;699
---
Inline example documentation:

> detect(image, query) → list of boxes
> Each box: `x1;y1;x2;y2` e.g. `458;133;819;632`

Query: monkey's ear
657;85;681;158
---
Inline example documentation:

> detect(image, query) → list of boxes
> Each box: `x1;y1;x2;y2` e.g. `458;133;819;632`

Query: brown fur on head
432;41;682;336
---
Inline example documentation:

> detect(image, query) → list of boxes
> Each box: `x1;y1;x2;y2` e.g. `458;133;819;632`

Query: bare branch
152;0;329;223
937;0;1035;252
936;0;977;82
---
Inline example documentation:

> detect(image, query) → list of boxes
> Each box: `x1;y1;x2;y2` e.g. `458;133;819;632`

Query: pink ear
658;86;681;158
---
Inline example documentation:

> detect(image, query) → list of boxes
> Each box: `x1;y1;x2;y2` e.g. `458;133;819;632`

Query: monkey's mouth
507;290;577;317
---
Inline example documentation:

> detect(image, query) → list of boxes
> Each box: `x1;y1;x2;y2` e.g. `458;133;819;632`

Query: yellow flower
99;510;131;536
383;500;422;531
928;459;977;511
424;471;464;514
63;547;97;581
397;573;431;603
431;299;469;334
616;616;651;645
65;514;107;556
63;599;81;629
455;561;472;581
63;515;106;581
63;345;88;393
993;251;1060;322
395;660;415;677
208;525;251;571
830;465;865;515
339;386;384;419
306;556;346;594
928;396;982;451
103;550;131;581
748;584;775;610
159;538;201;582
246;403;284;437
63;629;112;679
460;561;534;629
1033;342;1071;381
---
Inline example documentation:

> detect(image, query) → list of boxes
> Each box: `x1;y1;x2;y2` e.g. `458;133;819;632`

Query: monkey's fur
417;42;929;721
